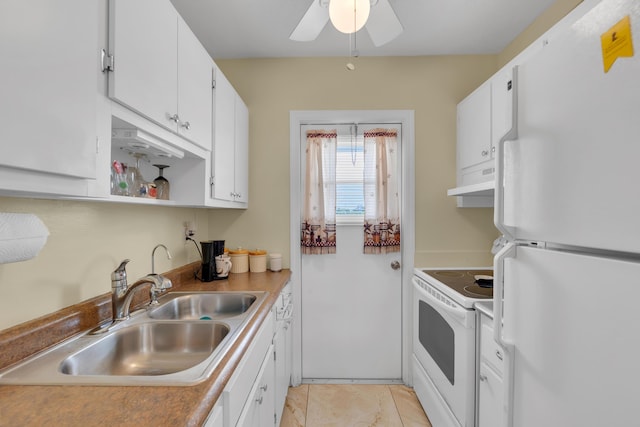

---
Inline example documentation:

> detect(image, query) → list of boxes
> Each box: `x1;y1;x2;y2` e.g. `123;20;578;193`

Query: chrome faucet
111;259;172;321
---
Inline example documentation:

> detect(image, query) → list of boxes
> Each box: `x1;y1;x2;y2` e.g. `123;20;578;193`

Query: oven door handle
412;278;469;326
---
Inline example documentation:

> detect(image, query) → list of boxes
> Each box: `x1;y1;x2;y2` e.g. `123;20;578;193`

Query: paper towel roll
0;213;49;264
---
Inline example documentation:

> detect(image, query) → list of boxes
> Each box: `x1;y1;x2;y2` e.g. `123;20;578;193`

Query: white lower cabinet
204;401;224;427
478;362;503;427
236;343;275;427
477;310;505;427
223;311;274;427
273;283;293;425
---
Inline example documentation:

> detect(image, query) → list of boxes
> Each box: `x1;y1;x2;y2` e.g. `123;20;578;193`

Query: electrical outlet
184;221;196;240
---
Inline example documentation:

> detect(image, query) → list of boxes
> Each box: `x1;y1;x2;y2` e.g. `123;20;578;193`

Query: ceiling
170;0;559;59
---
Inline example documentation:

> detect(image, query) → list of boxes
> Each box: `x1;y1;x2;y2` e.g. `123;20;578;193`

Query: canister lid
229;248;249;255
270;253;282;259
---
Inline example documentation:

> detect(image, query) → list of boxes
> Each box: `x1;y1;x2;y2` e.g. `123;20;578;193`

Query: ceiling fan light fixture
329;0;370;34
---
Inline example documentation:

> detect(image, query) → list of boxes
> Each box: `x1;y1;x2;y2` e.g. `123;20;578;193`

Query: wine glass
128;153;147;197
153;164;170;200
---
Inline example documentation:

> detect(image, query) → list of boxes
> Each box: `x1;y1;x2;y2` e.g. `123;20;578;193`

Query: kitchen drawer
480;312;504;375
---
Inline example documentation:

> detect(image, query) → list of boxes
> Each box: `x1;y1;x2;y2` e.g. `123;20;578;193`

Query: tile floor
280;384;432;427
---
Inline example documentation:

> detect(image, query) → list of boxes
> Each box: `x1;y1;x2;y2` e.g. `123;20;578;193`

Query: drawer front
480;314;504;375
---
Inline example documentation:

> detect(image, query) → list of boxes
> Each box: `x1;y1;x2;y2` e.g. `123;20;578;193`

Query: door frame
289;110;415;386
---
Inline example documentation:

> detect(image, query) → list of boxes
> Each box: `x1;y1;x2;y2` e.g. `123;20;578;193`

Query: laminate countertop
0;262;291;427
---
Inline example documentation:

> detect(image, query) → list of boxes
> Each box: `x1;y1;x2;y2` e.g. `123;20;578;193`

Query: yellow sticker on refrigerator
601;15;634;73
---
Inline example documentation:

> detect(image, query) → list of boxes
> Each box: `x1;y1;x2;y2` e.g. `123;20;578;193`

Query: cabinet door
177;16;212;150
212;68;236;201
0;0;97;181
237;344;275;427
457;82;491;170
274;324;288;425
203;401;224;427
478;362;504;427
234;96;249;203
109;0;178;131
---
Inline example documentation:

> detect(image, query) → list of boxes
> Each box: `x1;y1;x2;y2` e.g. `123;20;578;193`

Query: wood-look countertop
0;262;292;427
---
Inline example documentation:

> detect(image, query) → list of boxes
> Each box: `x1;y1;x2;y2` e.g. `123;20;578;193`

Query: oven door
413;277;476;427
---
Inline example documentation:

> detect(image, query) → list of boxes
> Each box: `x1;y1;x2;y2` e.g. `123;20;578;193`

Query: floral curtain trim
301;129;337;255
363;128;400;254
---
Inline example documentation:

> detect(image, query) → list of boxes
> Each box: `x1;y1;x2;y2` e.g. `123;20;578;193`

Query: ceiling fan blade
289;0;330;42
365;0;403;47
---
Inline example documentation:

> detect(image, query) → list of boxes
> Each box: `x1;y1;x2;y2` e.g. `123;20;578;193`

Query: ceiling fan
290;0;403;47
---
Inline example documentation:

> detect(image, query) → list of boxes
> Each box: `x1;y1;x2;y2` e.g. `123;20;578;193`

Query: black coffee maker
200;240;225;282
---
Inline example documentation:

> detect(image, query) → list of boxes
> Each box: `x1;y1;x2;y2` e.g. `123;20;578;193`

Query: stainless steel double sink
0;291;267;386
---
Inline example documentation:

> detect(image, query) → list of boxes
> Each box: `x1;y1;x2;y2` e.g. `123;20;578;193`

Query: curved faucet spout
115;274;173;321
152;244;172;274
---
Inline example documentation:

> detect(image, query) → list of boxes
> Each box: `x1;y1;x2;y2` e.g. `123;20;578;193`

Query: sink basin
149;292;258;320
0;291;268;386
59;322;229;376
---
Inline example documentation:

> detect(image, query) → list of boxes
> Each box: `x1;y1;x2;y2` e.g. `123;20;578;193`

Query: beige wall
213;56;499;270
0;0;579;330
0;198;208;328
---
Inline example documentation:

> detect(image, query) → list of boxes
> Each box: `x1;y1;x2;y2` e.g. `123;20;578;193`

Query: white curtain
363;129;400;254
301;130;337;254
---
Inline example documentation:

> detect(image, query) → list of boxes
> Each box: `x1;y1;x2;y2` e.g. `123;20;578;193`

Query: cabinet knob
256;396;263;404
180;121;191;130
168;113;180;123
260;384;268;392
479;374;488;382
481;150;489;157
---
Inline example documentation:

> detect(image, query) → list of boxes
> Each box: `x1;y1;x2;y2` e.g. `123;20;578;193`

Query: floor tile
305;384;403;427
281;384;309;427
389;385;432;426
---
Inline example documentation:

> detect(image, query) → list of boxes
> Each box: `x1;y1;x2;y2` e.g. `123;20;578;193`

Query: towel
0;213;49;264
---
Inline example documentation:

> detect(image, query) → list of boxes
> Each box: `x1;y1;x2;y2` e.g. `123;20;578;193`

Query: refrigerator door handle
494;66;518;241
493;242;515;347
494;241;516;427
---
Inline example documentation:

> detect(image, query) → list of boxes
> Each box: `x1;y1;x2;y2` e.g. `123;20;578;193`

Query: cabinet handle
256;396;263;404
479;374;488;382
168;113;180;124
481;150;489;157
495;350;503;361
180;121;191;130
260;384;268;392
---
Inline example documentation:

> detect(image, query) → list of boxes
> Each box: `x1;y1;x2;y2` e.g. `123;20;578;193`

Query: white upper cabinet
457;82;493;174
234;96;249;204
177;15;213;150
211;66;249;206
0;0;98;196
108;0;212;150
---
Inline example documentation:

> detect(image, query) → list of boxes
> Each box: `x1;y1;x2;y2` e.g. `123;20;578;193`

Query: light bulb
329;0;370;34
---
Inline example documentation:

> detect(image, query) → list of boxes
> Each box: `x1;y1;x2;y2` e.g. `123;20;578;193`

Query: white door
300;123;403;380
502;0;640;253
502;246;640;426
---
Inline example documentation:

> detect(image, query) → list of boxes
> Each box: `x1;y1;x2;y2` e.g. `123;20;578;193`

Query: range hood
447;181;494;208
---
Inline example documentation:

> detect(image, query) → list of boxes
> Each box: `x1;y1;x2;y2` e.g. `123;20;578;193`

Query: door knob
391;261;401;270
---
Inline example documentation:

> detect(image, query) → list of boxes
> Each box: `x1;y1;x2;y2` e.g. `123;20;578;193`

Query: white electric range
412;267;493;427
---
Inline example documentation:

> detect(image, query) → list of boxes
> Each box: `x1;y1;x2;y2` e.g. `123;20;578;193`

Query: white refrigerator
493;0;640;426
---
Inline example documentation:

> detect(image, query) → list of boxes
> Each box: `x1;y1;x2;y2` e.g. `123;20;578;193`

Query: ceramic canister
229;248;249;273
